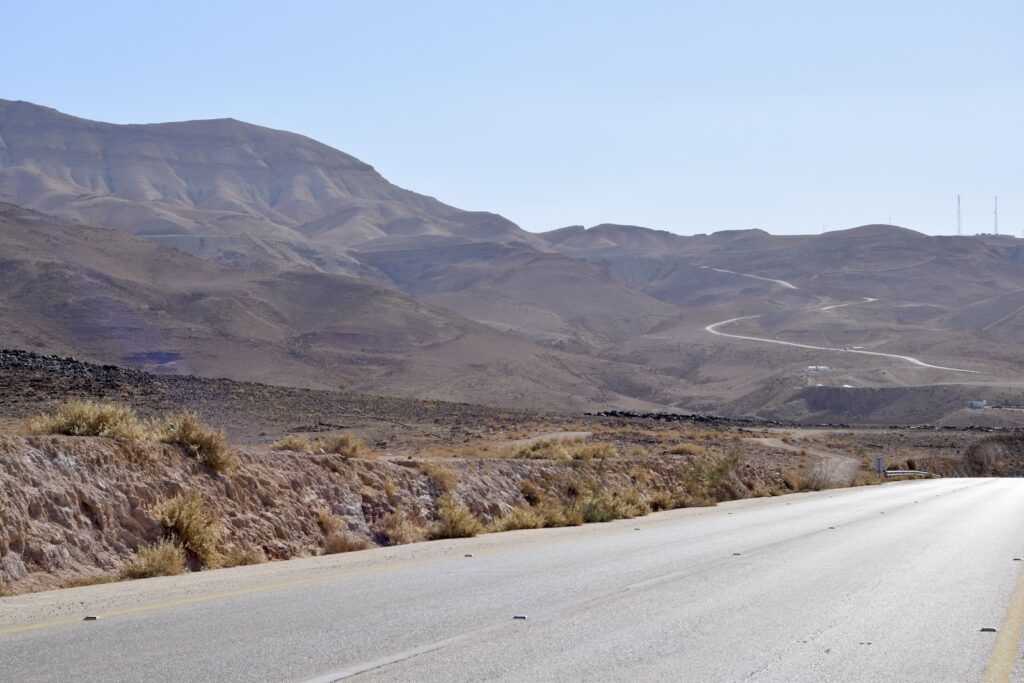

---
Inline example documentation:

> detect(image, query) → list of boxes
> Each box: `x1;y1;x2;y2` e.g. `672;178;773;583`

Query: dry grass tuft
667;443;707;456
575;488;649;523
379;511;427;545
782;470;806;491
382;479;400;506
25;399;155;441
430;496;483;538
222;545;265;567
162;413;235;474
504;438;617;460
62;575;117;589
152;492;221;568
489;506;546;532
626;445;650;458
272;434;315;454
324;531;373;554
315;509;345;536
419;462;458;494
326;433;373;458
120;540;186;579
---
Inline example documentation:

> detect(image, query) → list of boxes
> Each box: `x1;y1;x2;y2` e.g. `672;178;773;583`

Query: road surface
2;479;1023;682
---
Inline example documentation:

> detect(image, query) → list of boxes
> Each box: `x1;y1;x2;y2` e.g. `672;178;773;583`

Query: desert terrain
1;350;1019;595
3;100;1024;425
2;100;1024;597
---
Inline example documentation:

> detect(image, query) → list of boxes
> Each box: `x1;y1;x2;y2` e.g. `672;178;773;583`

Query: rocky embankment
0;435;778;594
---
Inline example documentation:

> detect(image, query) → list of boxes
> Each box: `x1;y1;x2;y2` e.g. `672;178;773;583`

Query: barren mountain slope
355;239;682;348
0;203;673;410
0;100;685;351
542;222;1024;308
0;99;547;275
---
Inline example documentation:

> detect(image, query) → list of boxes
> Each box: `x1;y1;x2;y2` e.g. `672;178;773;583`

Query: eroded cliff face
0;436;765;594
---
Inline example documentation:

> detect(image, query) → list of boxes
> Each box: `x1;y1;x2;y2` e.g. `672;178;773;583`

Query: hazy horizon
3;1;1020;237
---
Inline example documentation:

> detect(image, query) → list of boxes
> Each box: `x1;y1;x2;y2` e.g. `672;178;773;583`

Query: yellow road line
0;524;615;638
0;558;425;638
982;564;1024;683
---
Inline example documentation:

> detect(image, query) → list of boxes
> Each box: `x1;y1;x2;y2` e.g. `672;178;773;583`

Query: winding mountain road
705;314;979;373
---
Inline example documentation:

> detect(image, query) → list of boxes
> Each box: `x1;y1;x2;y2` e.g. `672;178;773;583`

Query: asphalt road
2;479;1023;682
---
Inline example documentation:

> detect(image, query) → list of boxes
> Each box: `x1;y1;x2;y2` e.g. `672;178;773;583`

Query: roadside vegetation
120;540;187;579
152;492;222;568
5;403;899;596
24;400;235;473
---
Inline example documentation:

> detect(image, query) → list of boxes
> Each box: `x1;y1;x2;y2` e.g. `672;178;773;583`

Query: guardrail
884;469;941;479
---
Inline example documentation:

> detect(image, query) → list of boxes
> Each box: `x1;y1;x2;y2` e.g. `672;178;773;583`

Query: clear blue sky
3;1;1022;236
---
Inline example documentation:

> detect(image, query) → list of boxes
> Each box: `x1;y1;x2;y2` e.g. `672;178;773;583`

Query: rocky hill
3;100;1024;423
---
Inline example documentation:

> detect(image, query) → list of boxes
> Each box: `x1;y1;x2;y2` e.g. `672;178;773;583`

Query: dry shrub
162;413;235;474
518;480;584;527
120;540;186;579
805;463;833;491
382;479;400;506
668;443;707;456
572;442;617;460
327;433;373;458
576;488;649;523
152;492;221;568
222;545;265;567
539;500;583;527
489;506;546;532
62;575;117;589
379;511;427;545
647;491;697;511
852;473;884;487
783;470;808;491
273;434;315;454
316;509;345;535
520;480;544;505
420;462;458;494
504;438;617;461
430;496;483;539
324;531;373;554
626;445;650;458
25;399;155;441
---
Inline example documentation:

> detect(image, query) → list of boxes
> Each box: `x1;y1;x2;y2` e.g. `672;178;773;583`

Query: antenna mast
956;194;962;236
994;196;999;235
